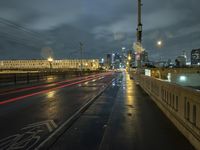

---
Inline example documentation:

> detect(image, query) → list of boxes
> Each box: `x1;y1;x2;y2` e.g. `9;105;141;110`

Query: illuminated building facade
0;59;99;70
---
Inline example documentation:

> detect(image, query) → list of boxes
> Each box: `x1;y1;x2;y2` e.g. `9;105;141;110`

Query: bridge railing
137;74;200;150
0;70;102;86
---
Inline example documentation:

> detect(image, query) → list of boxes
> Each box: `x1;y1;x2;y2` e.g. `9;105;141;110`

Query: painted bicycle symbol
0;120;57;150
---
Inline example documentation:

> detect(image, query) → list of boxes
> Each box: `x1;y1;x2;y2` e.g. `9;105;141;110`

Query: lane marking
22;120;58;133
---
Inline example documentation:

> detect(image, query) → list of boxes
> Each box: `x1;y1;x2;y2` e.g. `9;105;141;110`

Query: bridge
0;0;200;149
0;70;198;150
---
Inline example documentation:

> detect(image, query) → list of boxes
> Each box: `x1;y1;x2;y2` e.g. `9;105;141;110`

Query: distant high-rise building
182;50;187;61
113;53;122;69
105;54;112;69
176;55;186;67
191;48;200;65
141;51;149;62
114;53;121;62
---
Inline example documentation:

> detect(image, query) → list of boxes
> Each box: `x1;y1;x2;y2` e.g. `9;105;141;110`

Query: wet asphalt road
0;72;116;150
51;72;195;150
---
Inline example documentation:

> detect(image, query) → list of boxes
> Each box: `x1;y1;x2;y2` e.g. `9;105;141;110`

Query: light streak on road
0;73;113;105
0;72;111;96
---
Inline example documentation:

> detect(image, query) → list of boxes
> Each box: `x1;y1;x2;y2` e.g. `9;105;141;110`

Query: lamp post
85;63;88;70
48;57;53;72
127;55;132;72
136;0;143;68
128;55;131;61
80;42;83;75
156;40;164;67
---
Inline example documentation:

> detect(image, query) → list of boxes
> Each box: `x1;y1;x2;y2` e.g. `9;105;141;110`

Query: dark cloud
0;0;199;61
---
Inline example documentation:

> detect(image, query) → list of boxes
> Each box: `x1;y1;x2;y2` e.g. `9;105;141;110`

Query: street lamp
127;57;131;72
128;55;131;61
48;57;53;70
157;40;163;47
48;57;53;62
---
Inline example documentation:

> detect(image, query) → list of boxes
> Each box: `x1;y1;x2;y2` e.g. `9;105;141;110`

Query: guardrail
134;73;200;150
0;70;102;86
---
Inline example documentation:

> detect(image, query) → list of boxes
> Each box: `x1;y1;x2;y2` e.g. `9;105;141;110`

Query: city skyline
0;0;199;61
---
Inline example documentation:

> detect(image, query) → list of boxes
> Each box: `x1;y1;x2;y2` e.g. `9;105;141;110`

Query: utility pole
136;0;143;68
80;42;83;74
137;0;142;43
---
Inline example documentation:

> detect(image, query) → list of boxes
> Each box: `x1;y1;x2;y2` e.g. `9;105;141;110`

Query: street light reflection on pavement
47;91;56;99
125;72;135;106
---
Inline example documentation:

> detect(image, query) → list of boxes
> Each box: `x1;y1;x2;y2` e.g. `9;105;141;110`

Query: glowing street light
157;40;163;47
48;57;53;62
101;58;104;63
128;55;131;61
48;57;53;70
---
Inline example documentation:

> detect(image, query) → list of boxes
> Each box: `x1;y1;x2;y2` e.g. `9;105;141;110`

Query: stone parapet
138;75;200;150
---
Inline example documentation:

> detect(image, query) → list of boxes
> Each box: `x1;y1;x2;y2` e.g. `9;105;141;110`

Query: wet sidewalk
50;72;194;150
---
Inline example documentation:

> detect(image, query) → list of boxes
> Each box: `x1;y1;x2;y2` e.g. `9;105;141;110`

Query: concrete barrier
138;75;200;150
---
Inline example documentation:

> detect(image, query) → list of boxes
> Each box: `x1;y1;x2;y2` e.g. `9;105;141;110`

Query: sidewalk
50;72;194;150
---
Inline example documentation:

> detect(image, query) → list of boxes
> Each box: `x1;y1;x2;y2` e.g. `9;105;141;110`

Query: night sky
0;0;199;61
